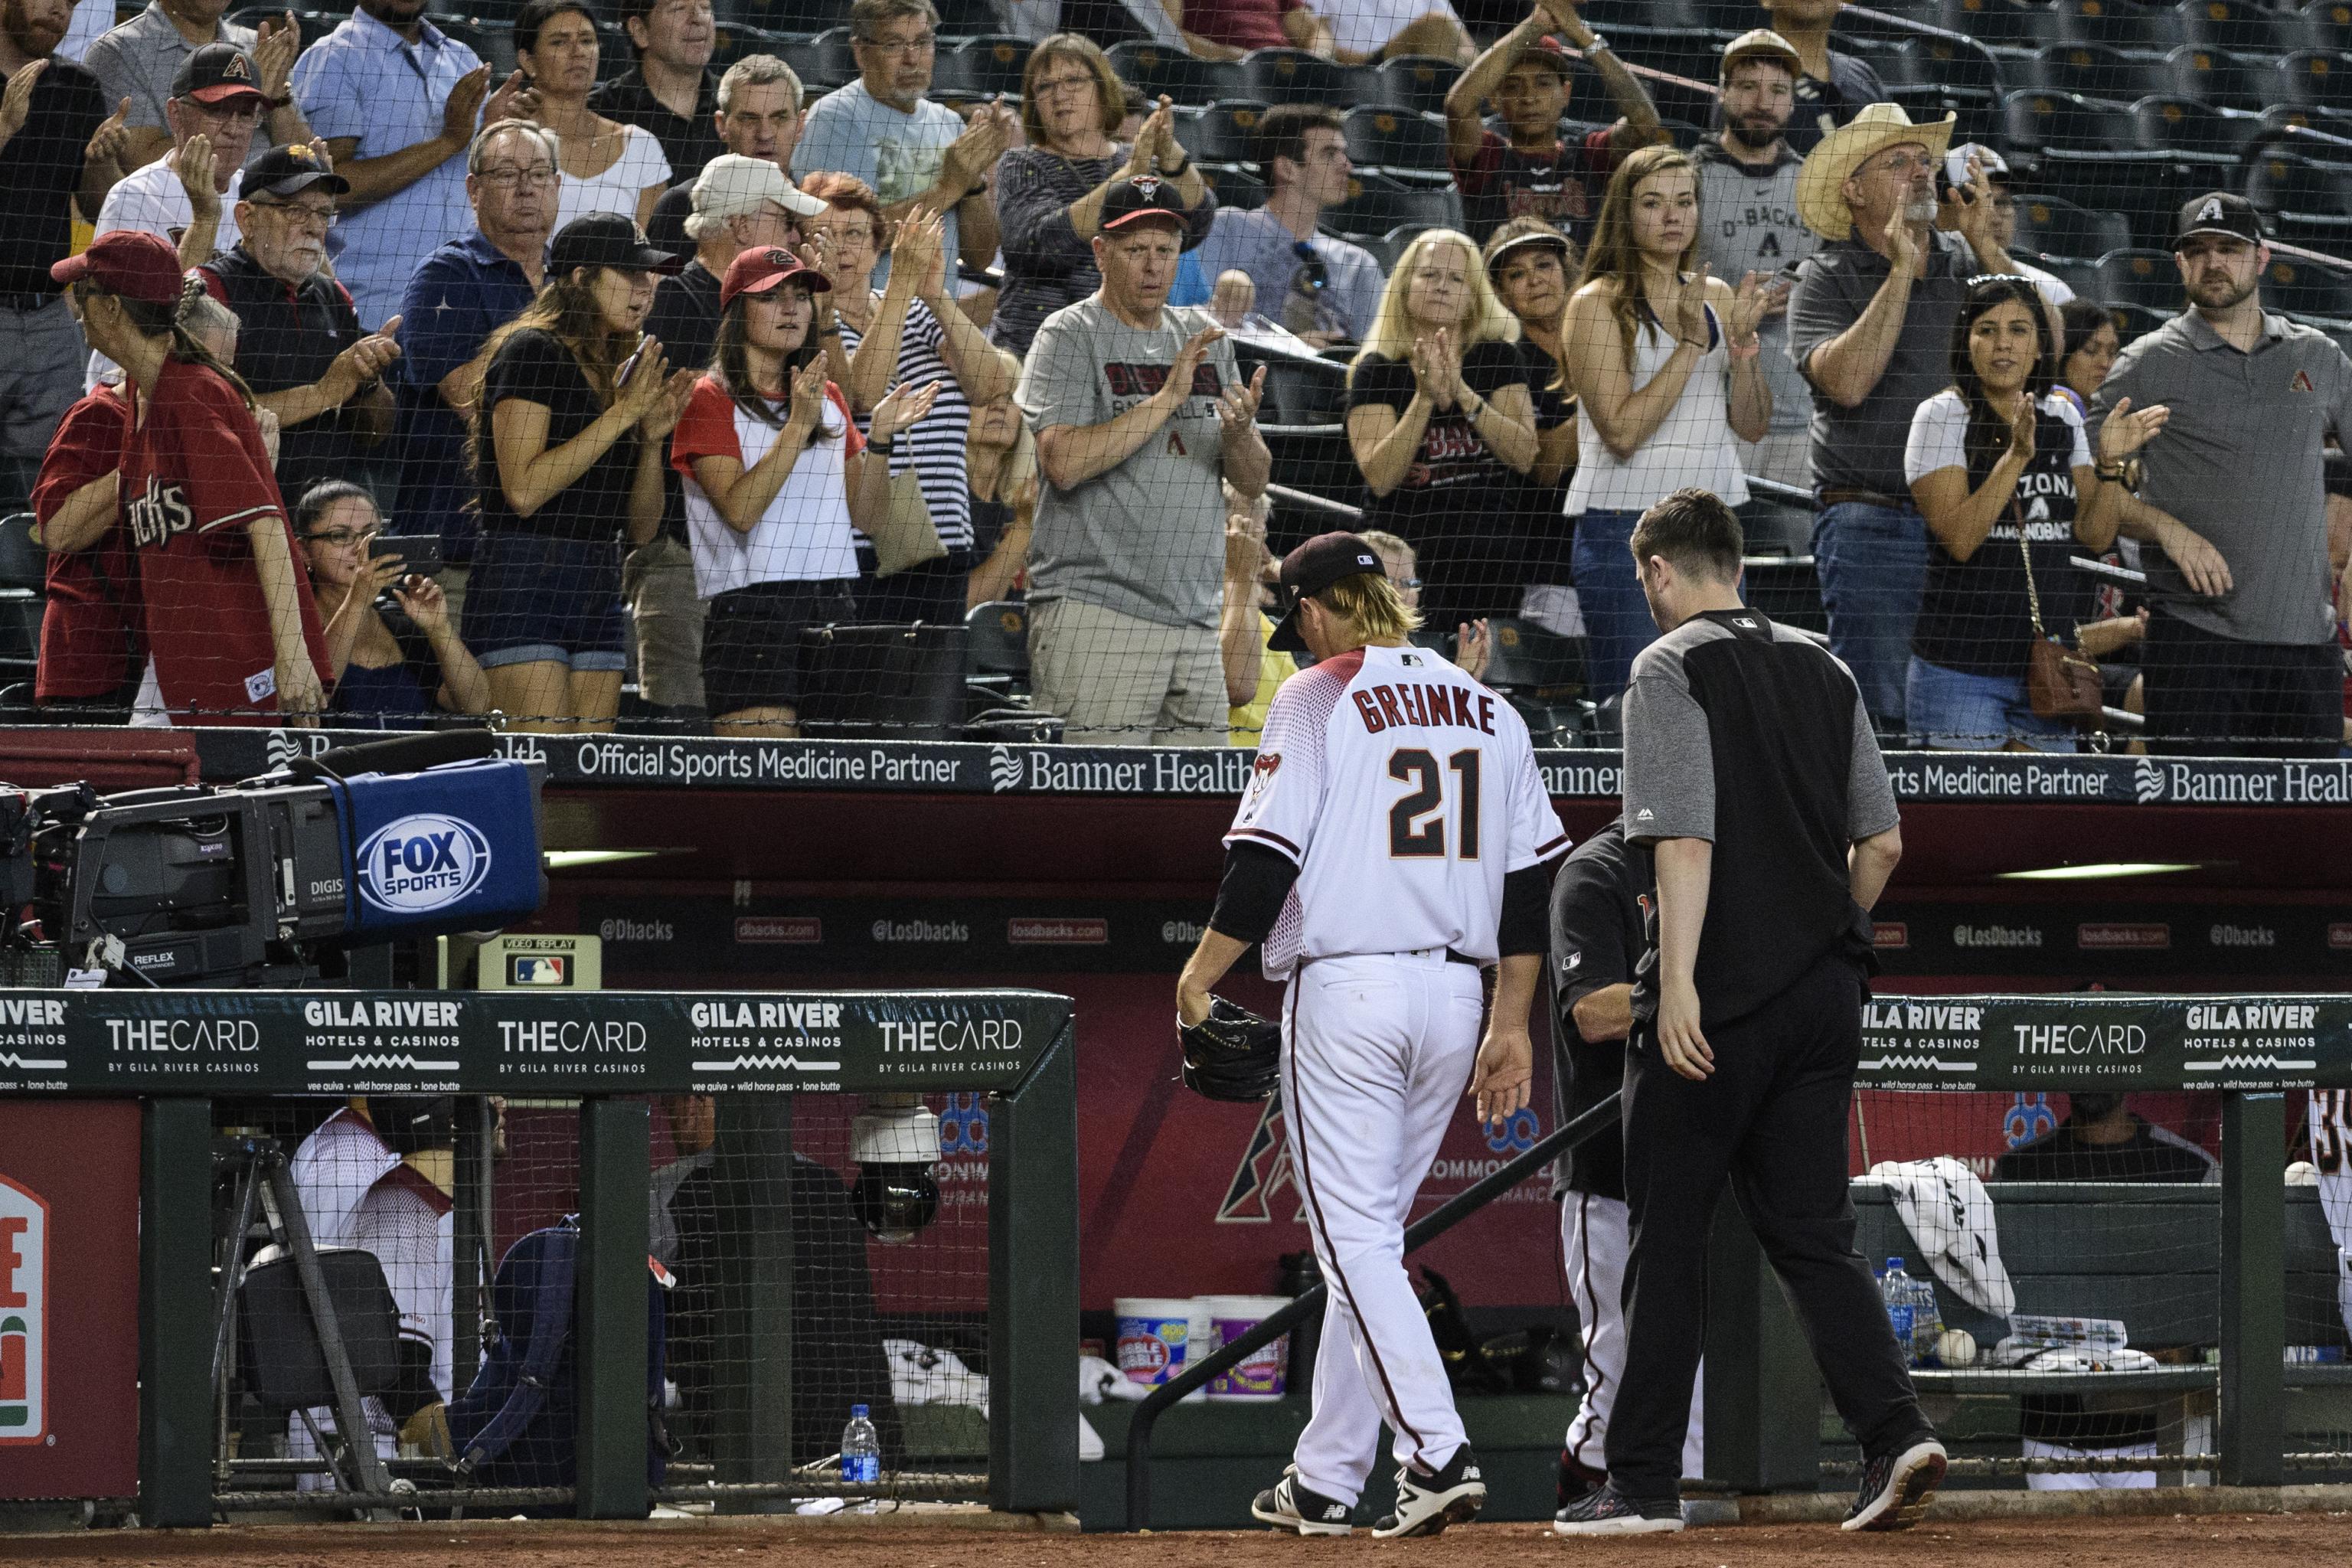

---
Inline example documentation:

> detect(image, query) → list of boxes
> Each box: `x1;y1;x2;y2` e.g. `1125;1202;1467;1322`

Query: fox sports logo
356;813;493;913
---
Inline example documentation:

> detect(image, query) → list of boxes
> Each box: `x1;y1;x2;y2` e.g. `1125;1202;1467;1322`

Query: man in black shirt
1996;1093;2218;1184
1557;488;1939;1537
1760;0;1886;153
0;0;131;511
589;0;724;186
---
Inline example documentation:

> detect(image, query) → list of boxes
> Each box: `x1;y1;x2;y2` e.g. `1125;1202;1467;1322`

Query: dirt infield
9;1514;2352;1568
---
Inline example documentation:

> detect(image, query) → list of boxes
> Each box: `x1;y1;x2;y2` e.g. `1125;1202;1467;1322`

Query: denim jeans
1812;501;1929;730
1904;656;2076;752
1570;508;1655;703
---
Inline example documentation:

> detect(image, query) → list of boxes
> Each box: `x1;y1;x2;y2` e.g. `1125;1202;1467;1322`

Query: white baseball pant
1283;952;1483;1506
1560;1190;1704;1479
2021;1439;2158;1490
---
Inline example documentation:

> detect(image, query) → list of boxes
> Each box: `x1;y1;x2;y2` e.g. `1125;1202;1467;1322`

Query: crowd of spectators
0;0;2345;751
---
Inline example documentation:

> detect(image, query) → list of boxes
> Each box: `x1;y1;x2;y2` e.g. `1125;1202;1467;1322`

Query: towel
1864;1157;2018;1318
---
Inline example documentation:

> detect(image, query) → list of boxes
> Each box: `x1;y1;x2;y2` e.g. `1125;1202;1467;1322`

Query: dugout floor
8;1515;2352;1566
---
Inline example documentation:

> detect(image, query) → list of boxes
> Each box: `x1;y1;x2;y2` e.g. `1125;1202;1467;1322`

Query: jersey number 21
1389;748;1481;860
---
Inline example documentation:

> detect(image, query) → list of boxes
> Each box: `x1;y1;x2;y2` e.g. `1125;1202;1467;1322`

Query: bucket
1202;1294;1292;1402
1114;1297;1210;1391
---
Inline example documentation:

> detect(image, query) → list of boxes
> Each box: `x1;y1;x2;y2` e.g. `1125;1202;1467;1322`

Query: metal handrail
1120;1089;1624;1531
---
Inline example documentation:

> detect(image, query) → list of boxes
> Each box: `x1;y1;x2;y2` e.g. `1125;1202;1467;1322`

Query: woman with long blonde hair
1344;227;1539;634
1561;142;1770;700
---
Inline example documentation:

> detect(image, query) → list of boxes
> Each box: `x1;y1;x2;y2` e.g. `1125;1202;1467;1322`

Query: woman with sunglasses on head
1903;274;2167;750
988;33;1214;358
671;247;938;737
295;482;491;729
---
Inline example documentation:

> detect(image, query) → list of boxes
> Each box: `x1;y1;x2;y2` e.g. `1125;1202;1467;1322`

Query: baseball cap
1944;142;2011;188
549;211;681;276
1267;531;1388;655
693;155;827;222
2174;190;2264;249
50;229;186;302
1509;34;1573;79
172;43;268;107
1100;172;1190;233
1720;28;1802;81
243;143;351;201
720;246;834;310
1482;224;1570;276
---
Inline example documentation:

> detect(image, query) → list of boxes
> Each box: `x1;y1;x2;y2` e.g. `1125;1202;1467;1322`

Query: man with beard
1694;30;1814;498
1787;104;2020;733
2093;192;2352;757
0;0;129;514
198;144;402;498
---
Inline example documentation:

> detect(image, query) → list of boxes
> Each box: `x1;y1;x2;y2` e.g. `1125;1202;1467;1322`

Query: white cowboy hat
1795;102;1957;243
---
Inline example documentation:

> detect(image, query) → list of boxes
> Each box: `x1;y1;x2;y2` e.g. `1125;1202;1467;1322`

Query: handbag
868;447;948;579
2015;500;2103;723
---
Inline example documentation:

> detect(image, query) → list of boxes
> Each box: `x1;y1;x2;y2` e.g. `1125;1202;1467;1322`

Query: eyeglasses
253;199;337;230
1033;73;1096;98
302;527;381;548
1867;150;1933;176
857;30;935;55
478;165;559;188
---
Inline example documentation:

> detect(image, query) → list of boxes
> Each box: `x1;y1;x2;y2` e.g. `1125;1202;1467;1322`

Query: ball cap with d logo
1101;173;1189;233
2174;191;2263;249
1267;531;1387;654
172;43;268;108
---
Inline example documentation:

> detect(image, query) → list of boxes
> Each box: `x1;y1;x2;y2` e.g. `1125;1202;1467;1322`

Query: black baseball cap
1100;172;1189;233
172;43;268;107
2174;191;2264;249
550;211;681;275
243;143;350;201
1267;531;1387;655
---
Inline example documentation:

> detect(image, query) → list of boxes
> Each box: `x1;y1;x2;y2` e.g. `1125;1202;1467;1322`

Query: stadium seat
2055;0;2174;57
725;0;851;31
2302;0;2352;54
2023;158;2178;249
1107;41;1244;106
0;515;43;667
1575;0;1713;34
963;600;1030;701
1939;0;2066;55
1250;353;1351;425
2260;253;2352;319
2245;148;2352;237
1741;556;1828;636
1365;222;1435;271
710;23;786;70
2131;94;2259;164
2278;49;2352;113
2011;191;2135;261
2022;42;2168;101
1321;171;1459;239
1174;101;1269;167
2092;247;2186;311
433;17;516;80
931;35;1031;101
2002;88;2141;155
930;0;1001;33
2103;301;2174;343
1370;55;1462;118
776;28;858;93
2179;0;2302;60
2167;43;2274;109
1199;163;1266;210
2261;105;2352;160
1895;38;2004;105
1479;617;1589;699
1341;106;1451;178
1239;47;1366;108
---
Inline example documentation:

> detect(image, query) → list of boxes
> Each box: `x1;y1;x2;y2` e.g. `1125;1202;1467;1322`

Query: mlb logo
508;954;570;987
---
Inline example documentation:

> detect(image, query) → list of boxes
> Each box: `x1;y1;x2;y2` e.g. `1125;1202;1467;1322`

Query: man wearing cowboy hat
1786;102;2024;732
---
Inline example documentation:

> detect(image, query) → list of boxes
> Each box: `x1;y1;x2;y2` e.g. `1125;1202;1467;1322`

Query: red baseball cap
720;246;834;310
172;44;269;108
51;230;186;302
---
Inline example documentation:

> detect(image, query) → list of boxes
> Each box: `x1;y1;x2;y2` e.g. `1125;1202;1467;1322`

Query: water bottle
841;1403;880;1486
1880;1258;1917;1365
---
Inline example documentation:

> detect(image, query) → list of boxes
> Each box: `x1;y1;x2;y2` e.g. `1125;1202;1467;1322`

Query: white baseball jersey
2309;1090;2352;1334
1227;642;1569;979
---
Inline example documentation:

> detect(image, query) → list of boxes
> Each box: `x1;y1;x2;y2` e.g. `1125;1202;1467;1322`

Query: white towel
884;1338;990;1418
1864;1157;2017;1318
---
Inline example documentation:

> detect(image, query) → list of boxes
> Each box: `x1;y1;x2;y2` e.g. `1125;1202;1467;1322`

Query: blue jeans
1570;508;1655;703
1904;656;2076;751
1812;501;1929;730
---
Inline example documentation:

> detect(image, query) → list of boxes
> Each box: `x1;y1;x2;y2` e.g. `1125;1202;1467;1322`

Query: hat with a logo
51;229;186;302
1720;28;1802;81
692;155;828;223
1267;531;1388;655
1101;172;1189;233
172;43;269;107
720;245;833;310
1509;34;1573;79
244;142;351;201
2173;191;2264;249
550;211;681;275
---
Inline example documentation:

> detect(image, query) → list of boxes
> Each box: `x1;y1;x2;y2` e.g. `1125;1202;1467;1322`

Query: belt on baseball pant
1301;948;1481;969
1816;488;1910;509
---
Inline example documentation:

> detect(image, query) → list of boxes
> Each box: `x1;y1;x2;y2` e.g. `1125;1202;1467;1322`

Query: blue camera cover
337;758;545;936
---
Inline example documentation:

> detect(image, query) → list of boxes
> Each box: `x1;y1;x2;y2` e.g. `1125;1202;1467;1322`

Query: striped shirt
835;296;974;551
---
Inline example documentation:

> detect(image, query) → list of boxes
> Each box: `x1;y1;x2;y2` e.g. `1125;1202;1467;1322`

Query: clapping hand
612;337;674;423
1217;364;1266;435
1456;618;1491;681
785;355;830;430
253;12;301;105
325;314;403;403
1885;200;1921;276
174;132;218;217
640;368;697;442
2096;394;2170;463
1127;95;1174;177
1726;270;1769;351
2006;397;2037;466
1;57;47;145
897;207;948;300
943;100;1014;192
484;69;539;127
1168;323;1225;407
443;64;492;145
85;96;132;174
1224;507;1268;584
1674;263;1713;350
871;378;942;442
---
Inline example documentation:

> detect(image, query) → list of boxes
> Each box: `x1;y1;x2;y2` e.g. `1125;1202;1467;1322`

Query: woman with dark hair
54;230;329;727
1903;274;2167;750
514;0;674;231
471;212;694;733
296;482;492;728
670;247;937;736
988;33;1214;356
2053;299;2122;417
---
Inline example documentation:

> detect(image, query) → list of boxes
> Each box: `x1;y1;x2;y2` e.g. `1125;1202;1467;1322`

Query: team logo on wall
0;1176;46;1444
1217;1098;1303;1223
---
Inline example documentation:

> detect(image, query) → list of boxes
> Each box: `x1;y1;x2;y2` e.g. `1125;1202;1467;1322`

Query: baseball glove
1178;997;1282;1102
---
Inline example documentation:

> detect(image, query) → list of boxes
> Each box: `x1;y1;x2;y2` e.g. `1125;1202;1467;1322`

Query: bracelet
1162;154;1191;178
1583;34;1612;55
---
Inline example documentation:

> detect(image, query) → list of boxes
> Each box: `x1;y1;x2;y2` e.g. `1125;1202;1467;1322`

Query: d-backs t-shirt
1903;389;2097;679
122;359;330;724
1452;123;1620;246
31;383;144;702
479;328;642;544
1348;339;1528;544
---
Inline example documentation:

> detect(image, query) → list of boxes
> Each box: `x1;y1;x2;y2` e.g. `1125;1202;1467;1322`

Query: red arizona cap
51;229;186;302
720;246;835;310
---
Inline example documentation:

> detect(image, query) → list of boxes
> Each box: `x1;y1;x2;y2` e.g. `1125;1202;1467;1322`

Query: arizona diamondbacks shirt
1693;139;1815;439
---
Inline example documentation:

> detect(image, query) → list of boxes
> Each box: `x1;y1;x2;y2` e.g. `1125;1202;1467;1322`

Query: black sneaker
1842;1438;1947;1532
1558;1449;1607;1511
1553;1482;1684;1536
1370;1445;1485;1539
1250;1466;1352;1537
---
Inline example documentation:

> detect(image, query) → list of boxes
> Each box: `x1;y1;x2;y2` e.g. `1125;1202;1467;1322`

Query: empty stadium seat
931;35;1031;101
2262;105;2352;159
1240;47;1365;108
1370;55;1462;118
2024;42;2167;101
2261;253;2352;319
1896;37;2004;105
2092;247;2185;310
2104;301;2175;342
1174;101;1269;167
1342;106;1450;178
1249;353;1350;425
2056;0;2174;56
433;17;516;80
1940;0;2066;54
2303;0;2352;54
776;28;858;93
1108;41;1243;106
2167;43;2274;109
2278;48;2352;113
2180;0;2302;59
2246;149;2352;237
1200;163;1266;210
1321;172;1458;239
2011;191;2135;261
2131;94;2258;163
2003;88;2141;155
2024;159;2180;249
1365;222;1435;271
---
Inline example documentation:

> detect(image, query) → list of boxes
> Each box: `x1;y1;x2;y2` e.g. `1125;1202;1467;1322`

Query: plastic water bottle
1880;1258;1918;1365
841;1404;880;1486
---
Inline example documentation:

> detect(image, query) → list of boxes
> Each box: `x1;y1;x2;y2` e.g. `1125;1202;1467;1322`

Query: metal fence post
577;1097;650;1518
711;1095;793;1501
990;1021;1079;1514
1703;1198;1820;1491
2220;1090;2285;1488
140;1098;214;1528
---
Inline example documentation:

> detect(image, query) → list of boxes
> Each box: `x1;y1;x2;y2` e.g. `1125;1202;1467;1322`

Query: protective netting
207;1092;989;1511
5;1;2350;747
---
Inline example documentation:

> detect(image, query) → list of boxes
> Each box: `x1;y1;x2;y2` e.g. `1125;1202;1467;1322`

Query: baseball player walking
1177;532;1568;1538
1555;489;1943;1536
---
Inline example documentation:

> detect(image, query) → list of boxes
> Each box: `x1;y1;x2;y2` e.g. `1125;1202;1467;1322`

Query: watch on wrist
1583;32;1611;54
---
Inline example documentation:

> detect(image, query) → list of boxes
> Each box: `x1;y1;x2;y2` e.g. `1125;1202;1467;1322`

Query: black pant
2141;609;2341;759
1607;952;1929;1498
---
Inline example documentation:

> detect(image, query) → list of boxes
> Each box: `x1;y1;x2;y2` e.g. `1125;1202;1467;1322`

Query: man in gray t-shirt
2096;192;2352;757
1017;174;1271;745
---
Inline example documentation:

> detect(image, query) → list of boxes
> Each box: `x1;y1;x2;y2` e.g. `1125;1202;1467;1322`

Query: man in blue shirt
1193;104;1383;348
291;0;530;329
394;119;552;625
